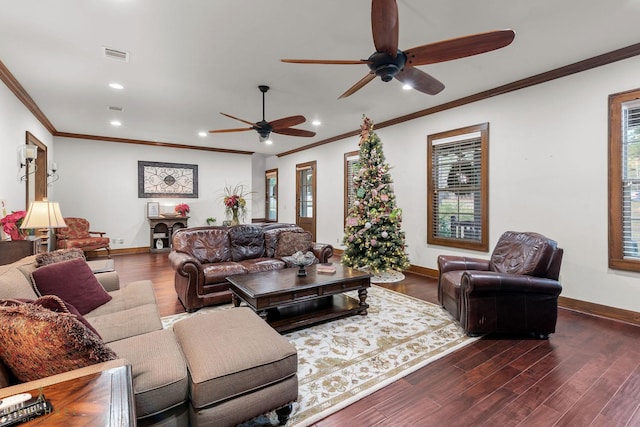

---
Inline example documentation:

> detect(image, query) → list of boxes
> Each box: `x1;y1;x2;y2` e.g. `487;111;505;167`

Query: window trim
427;123;489;251
608;88;640;271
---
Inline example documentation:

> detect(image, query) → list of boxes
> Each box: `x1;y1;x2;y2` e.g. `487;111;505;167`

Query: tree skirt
369;270;405;283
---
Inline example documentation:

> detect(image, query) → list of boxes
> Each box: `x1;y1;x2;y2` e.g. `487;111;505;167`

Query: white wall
0;82;53;214
269;55;640;313
3;51;640;313
53;137;252;250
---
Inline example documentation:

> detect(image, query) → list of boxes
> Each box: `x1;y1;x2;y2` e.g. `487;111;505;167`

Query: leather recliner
438;231;563;338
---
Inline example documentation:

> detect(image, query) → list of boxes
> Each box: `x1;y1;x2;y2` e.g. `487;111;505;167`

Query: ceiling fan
281;0;515;99
209;85;316;142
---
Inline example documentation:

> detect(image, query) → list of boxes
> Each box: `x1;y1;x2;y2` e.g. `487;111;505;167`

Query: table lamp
20;199;67;252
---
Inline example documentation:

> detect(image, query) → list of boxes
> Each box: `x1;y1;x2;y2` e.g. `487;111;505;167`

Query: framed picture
147;202;160;218
138;161;198;198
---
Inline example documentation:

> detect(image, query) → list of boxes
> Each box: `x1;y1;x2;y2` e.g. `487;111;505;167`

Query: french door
296;161;316;240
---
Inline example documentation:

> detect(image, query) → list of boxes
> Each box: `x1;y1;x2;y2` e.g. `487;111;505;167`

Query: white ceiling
0;0;638;155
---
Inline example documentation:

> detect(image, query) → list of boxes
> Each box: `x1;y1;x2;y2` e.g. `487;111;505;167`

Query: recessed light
198;131;207;137
402;84;412;90
109;82;124;90
312;120;321;126
265;139;273;145
110;120;122;127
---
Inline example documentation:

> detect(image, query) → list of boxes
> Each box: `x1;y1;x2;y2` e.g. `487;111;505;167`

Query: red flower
1;210;27;236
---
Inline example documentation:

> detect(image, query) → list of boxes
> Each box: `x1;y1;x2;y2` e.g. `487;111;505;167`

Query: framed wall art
147;202;160;217
138;161;198;198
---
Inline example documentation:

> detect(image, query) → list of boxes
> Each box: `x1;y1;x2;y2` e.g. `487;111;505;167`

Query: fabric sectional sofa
169;223;334;312
0;250;298;426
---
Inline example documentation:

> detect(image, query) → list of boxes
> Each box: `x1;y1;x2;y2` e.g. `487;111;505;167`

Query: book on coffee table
316;263;337;274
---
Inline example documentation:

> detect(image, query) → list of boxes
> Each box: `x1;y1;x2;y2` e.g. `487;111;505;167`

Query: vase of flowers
175;203;190;216
222;184;250;226
1;210;27;241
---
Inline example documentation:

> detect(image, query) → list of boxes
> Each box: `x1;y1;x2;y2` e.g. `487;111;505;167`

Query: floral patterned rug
161;285;476;426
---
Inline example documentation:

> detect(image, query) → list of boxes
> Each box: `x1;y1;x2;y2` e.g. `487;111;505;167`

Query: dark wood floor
112;253;640;427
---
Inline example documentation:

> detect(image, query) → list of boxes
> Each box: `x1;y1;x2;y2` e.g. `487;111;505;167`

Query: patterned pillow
275;231;313;257
0;302;117;382
31;258;112;315
2;295;101;338
35;248;85;267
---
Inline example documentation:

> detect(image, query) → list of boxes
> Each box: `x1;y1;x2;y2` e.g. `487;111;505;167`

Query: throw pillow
31;258;112;315
35;248;85;267
0;302;117;382
275;231;313;257
2;295;101;338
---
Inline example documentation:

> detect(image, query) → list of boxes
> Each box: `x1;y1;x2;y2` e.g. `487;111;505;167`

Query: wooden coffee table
227;264;371;332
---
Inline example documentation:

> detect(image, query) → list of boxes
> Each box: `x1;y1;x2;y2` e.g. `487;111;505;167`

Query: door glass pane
266;174;277;221
299;169;313;218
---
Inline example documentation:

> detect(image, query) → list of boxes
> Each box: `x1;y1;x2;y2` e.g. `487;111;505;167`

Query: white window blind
431;136;482;241
621;103;640;258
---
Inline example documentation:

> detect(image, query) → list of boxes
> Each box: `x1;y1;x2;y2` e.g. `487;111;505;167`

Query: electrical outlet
117;238;124;244
111;238;116;244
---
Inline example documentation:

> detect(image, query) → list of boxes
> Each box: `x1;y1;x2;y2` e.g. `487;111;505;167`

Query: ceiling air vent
103;47;129;62
108;106;124;112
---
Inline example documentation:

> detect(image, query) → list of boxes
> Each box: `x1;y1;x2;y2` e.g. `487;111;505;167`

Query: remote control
0;394;31;411
0;394;53;426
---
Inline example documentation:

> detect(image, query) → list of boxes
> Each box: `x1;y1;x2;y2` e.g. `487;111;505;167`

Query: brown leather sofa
438;231;563;338
168;223;334;312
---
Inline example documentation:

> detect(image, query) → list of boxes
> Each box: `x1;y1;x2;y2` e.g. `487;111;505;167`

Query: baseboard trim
407;265;439;279
331;250;640;326
558;296;640;327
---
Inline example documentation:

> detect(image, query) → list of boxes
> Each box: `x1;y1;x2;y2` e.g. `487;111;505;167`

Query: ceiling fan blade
269;115;307;130
395;67;445;95
209;127;254;133
404;29;516;66
272;128;316;138
281;58;370;65
371;0;399;56
219;112;255;126
338;73;376;99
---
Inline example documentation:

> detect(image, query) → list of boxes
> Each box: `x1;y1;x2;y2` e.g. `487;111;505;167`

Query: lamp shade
21;200;67;229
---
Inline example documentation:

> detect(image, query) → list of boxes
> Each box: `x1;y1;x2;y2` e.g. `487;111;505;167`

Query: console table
0;238;42;265
147;216;188;253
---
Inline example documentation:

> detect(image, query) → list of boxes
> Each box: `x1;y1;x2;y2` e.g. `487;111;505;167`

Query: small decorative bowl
282;251;316;277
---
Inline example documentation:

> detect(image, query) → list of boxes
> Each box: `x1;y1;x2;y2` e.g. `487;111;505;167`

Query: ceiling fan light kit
281;0;515;99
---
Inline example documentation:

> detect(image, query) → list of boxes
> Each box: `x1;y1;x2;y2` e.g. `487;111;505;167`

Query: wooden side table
0;238;41;265
0;364;135;426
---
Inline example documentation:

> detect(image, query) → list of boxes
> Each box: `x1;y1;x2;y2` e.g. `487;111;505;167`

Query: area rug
161;286;477;426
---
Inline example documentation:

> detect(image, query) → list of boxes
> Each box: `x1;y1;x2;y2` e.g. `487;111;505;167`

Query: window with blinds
344;151;359;223
609;89;640;271
427;123;489;251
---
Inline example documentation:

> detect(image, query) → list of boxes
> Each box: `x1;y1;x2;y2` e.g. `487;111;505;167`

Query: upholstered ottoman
173;307;298;426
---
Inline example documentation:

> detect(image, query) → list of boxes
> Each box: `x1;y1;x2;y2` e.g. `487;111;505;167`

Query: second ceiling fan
282;0;515;99
209;85;316;142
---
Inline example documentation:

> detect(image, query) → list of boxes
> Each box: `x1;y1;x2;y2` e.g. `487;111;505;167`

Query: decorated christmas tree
342;116;410;274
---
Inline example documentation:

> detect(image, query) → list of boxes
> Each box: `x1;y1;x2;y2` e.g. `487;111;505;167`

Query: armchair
55;217;111;258
438;231;563;338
